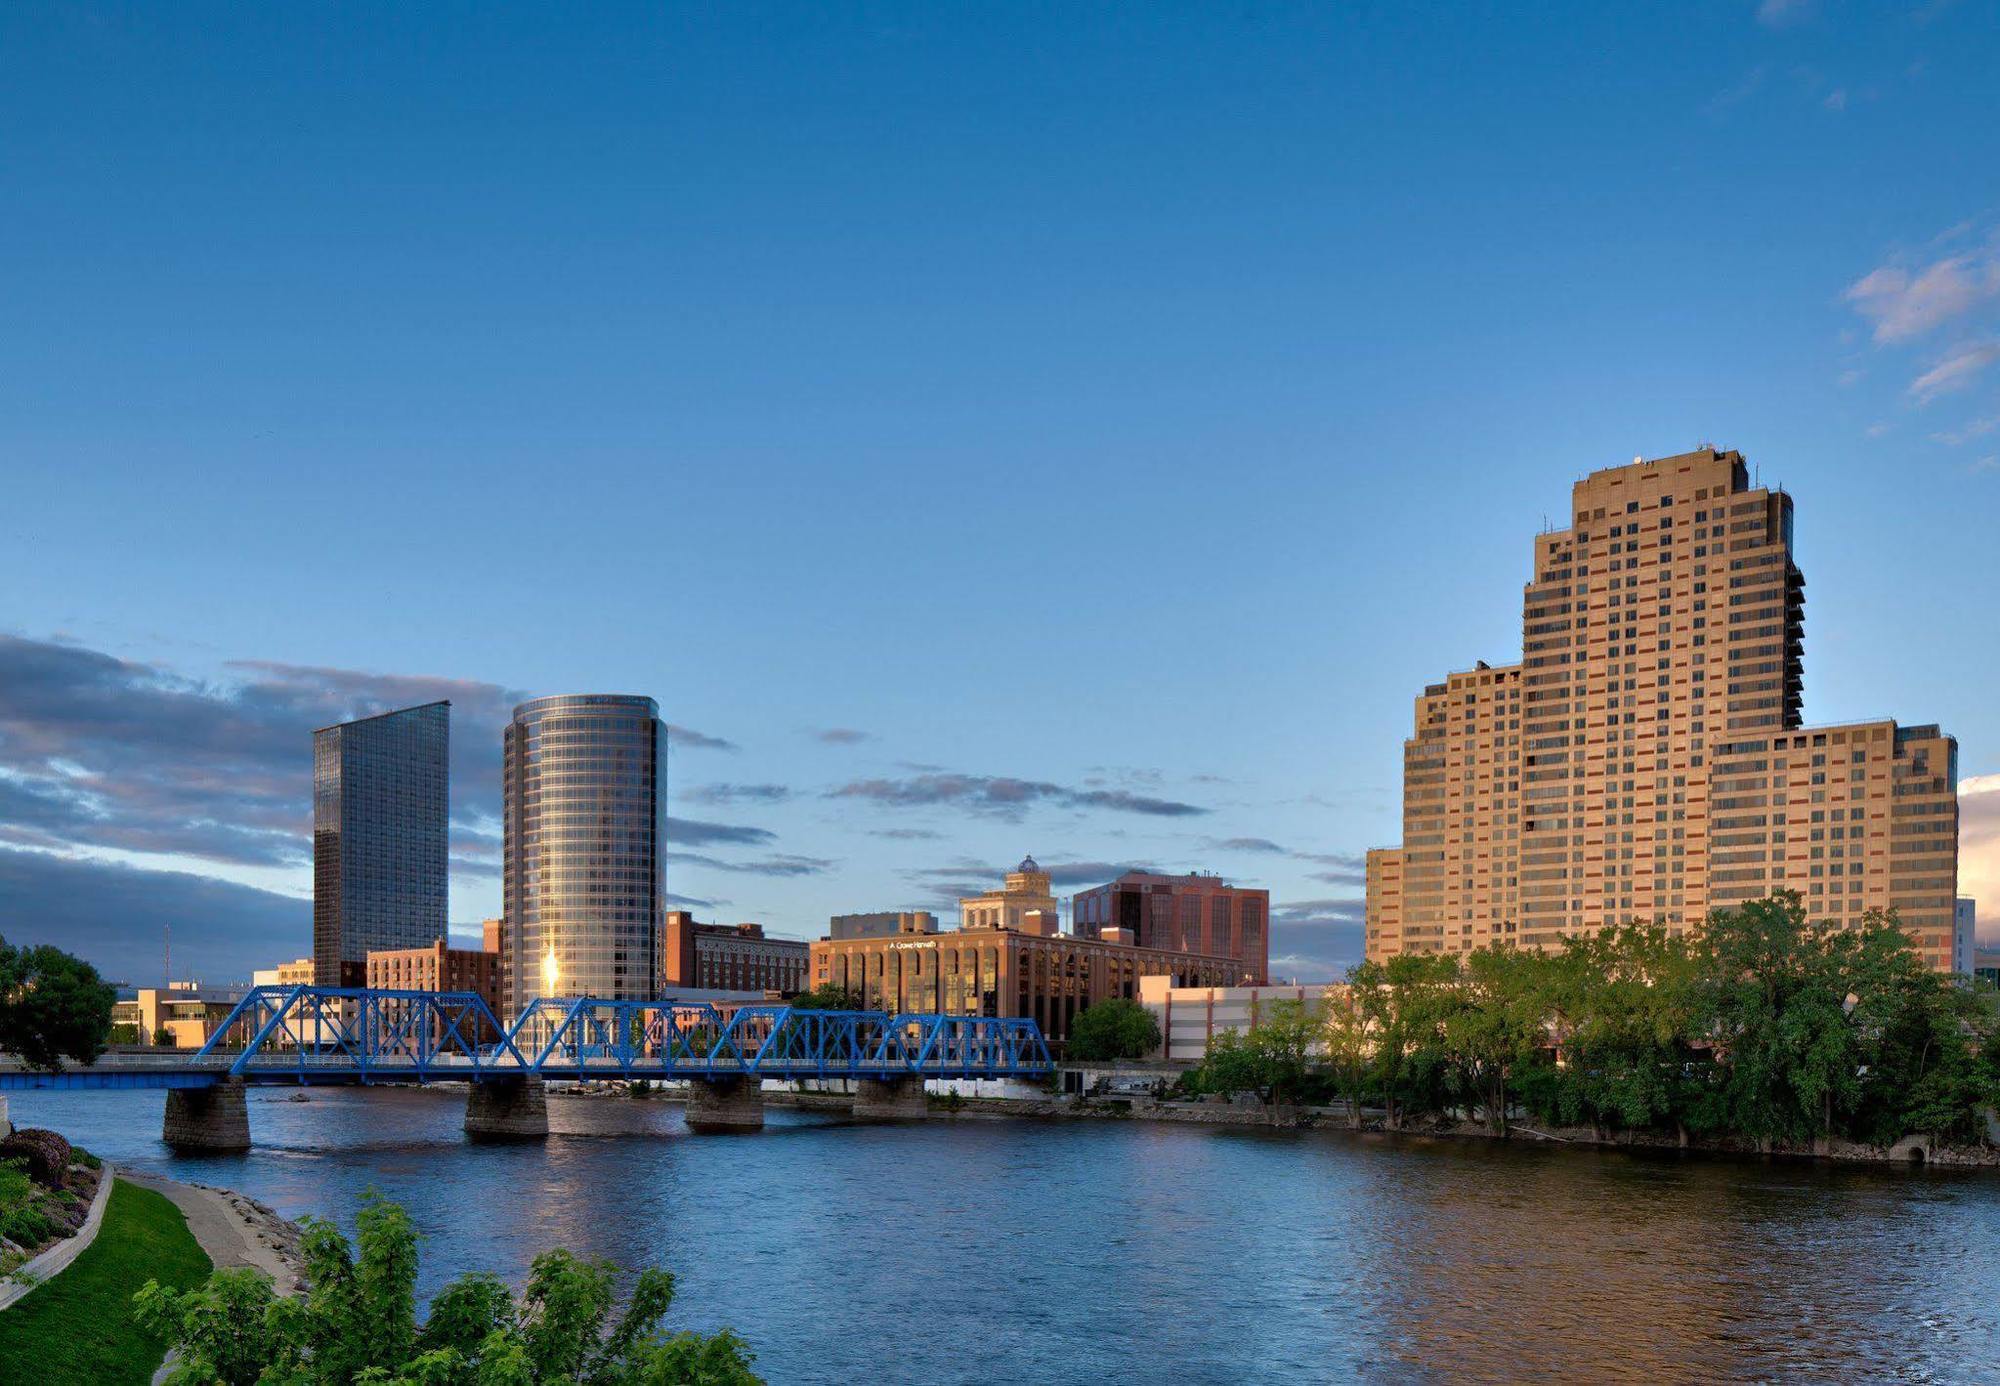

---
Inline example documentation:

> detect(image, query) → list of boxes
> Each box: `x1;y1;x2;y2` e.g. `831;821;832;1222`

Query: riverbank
0;1179;209;1385
121;1173;304;1293
746;1086;2000;1167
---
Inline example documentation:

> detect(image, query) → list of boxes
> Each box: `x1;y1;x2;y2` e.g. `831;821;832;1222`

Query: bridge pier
685;1077;764;1133
465;1076;549;1140
163;1078;250;1153
851;1076;928;1121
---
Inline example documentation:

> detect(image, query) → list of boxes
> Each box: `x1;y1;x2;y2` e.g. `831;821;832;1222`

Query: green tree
1850;941;2000;1147
1446;946;1552;1135
1367;953;1464;1127
134;1192;760;1385
1699;893;1871;1149
787;983;863;1011
1324;970;1375;1128
0;935;118;1069
1533;924;1708;1140
1194;998;1326;1106
1065;997;1160;1062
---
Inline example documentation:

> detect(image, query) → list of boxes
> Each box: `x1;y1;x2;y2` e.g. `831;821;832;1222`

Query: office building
663;912;809;994
112;982;250;1049
313;701;450;987
501;694;666;1019
1956;898;1978;977
1365;449;1959;967
811;865;1240;1051
1072;870;1270;984
828;910;939;941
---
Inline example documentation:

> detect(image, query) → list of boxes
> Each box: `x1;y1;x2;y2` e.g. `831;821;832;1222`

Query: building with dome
810;857;1244;1054
958;854;1061;935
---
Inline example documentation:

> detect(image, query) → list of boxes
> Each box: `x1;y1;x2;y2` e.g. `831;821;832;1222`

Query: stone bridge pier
163;1077;251;1153
465;1076;550;1140
851;1076;928;1121
685;1077;764;1132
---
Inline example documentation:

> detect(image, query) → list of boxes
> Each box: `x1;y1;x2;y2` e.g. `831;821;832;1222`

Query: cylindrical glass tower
502;694;665;1019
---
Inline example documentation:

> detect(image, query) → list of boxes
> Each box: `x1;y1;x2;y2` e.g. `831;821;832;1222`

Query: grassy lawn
0;1178;212;1385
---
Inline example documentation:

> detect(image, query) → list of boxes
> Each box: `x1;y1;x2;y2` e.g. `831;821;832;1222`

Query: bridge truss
0;986;1055;1089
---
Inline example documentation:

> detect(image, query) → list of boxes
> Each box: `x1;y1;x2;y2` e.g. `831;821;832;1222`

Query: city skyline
1;5;1996;987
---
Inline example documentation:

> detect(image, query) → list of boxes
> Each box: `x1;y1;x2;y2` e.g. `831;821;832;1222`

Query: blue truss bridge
0;986;1056;1145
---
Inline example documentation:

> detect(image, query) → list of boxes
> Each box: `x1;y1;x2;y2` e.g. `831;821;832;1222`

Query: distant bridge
0;985;1054;1144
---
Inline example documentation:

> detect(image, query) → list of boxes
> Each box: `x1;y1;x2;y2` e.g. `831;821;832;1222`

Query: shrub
136;1192;761;1384
0;1129;72;1187
0;1161;32;1213
0;1204;57;1248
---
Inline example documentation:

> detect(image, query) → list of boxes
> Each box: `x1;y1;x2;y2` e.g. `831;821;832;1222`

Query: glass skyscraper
501;694;665;1018
312;701;450;986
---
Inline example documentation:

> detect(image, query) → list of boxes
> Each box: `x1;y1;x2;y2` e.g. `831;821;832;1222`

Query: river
12;1086;2000;1382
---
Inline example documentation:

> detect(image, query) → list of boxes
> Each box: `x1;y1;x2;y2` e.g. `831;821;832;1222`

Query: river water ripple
13;1087;2000;1383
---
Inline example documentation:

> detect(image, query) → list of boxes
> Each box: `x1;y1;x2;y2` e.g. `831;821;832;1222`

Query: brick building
663;912;809;995
810;865;1241;1052
1071;870;1270;984
365;928;504;1016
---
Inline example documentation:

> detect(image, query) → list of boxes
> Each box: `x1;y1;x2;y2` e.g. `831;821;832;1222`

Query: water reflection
14;1088;2000;1383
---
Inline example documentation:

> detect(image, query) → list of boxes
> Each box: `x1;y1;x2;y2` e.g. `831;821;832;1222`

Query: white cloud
1909;340;2000;404
1930;415;1999;446
1845;250;2000;344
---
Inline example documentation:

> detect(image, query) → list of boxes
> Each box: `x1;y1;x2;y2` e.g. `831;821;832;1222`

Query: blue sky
2;1;1997;985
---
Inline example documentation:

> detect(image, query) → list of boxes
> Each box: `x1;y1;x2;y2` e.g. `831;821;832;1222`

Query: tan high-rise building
1365;448;1959;968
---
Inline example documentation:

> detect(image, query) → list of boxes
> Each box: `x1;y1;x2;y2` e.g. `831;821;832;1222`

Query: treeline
1185;893;2000;1152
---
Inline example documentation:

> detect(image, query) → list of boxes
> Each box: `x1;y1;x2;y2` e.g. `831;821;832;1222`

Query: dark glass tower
502;694;665;1019
312;701;450;986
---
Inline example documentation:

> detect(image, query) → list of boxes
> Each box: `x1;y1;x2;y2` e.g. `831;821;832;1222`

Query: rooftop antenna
164;923;171;988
